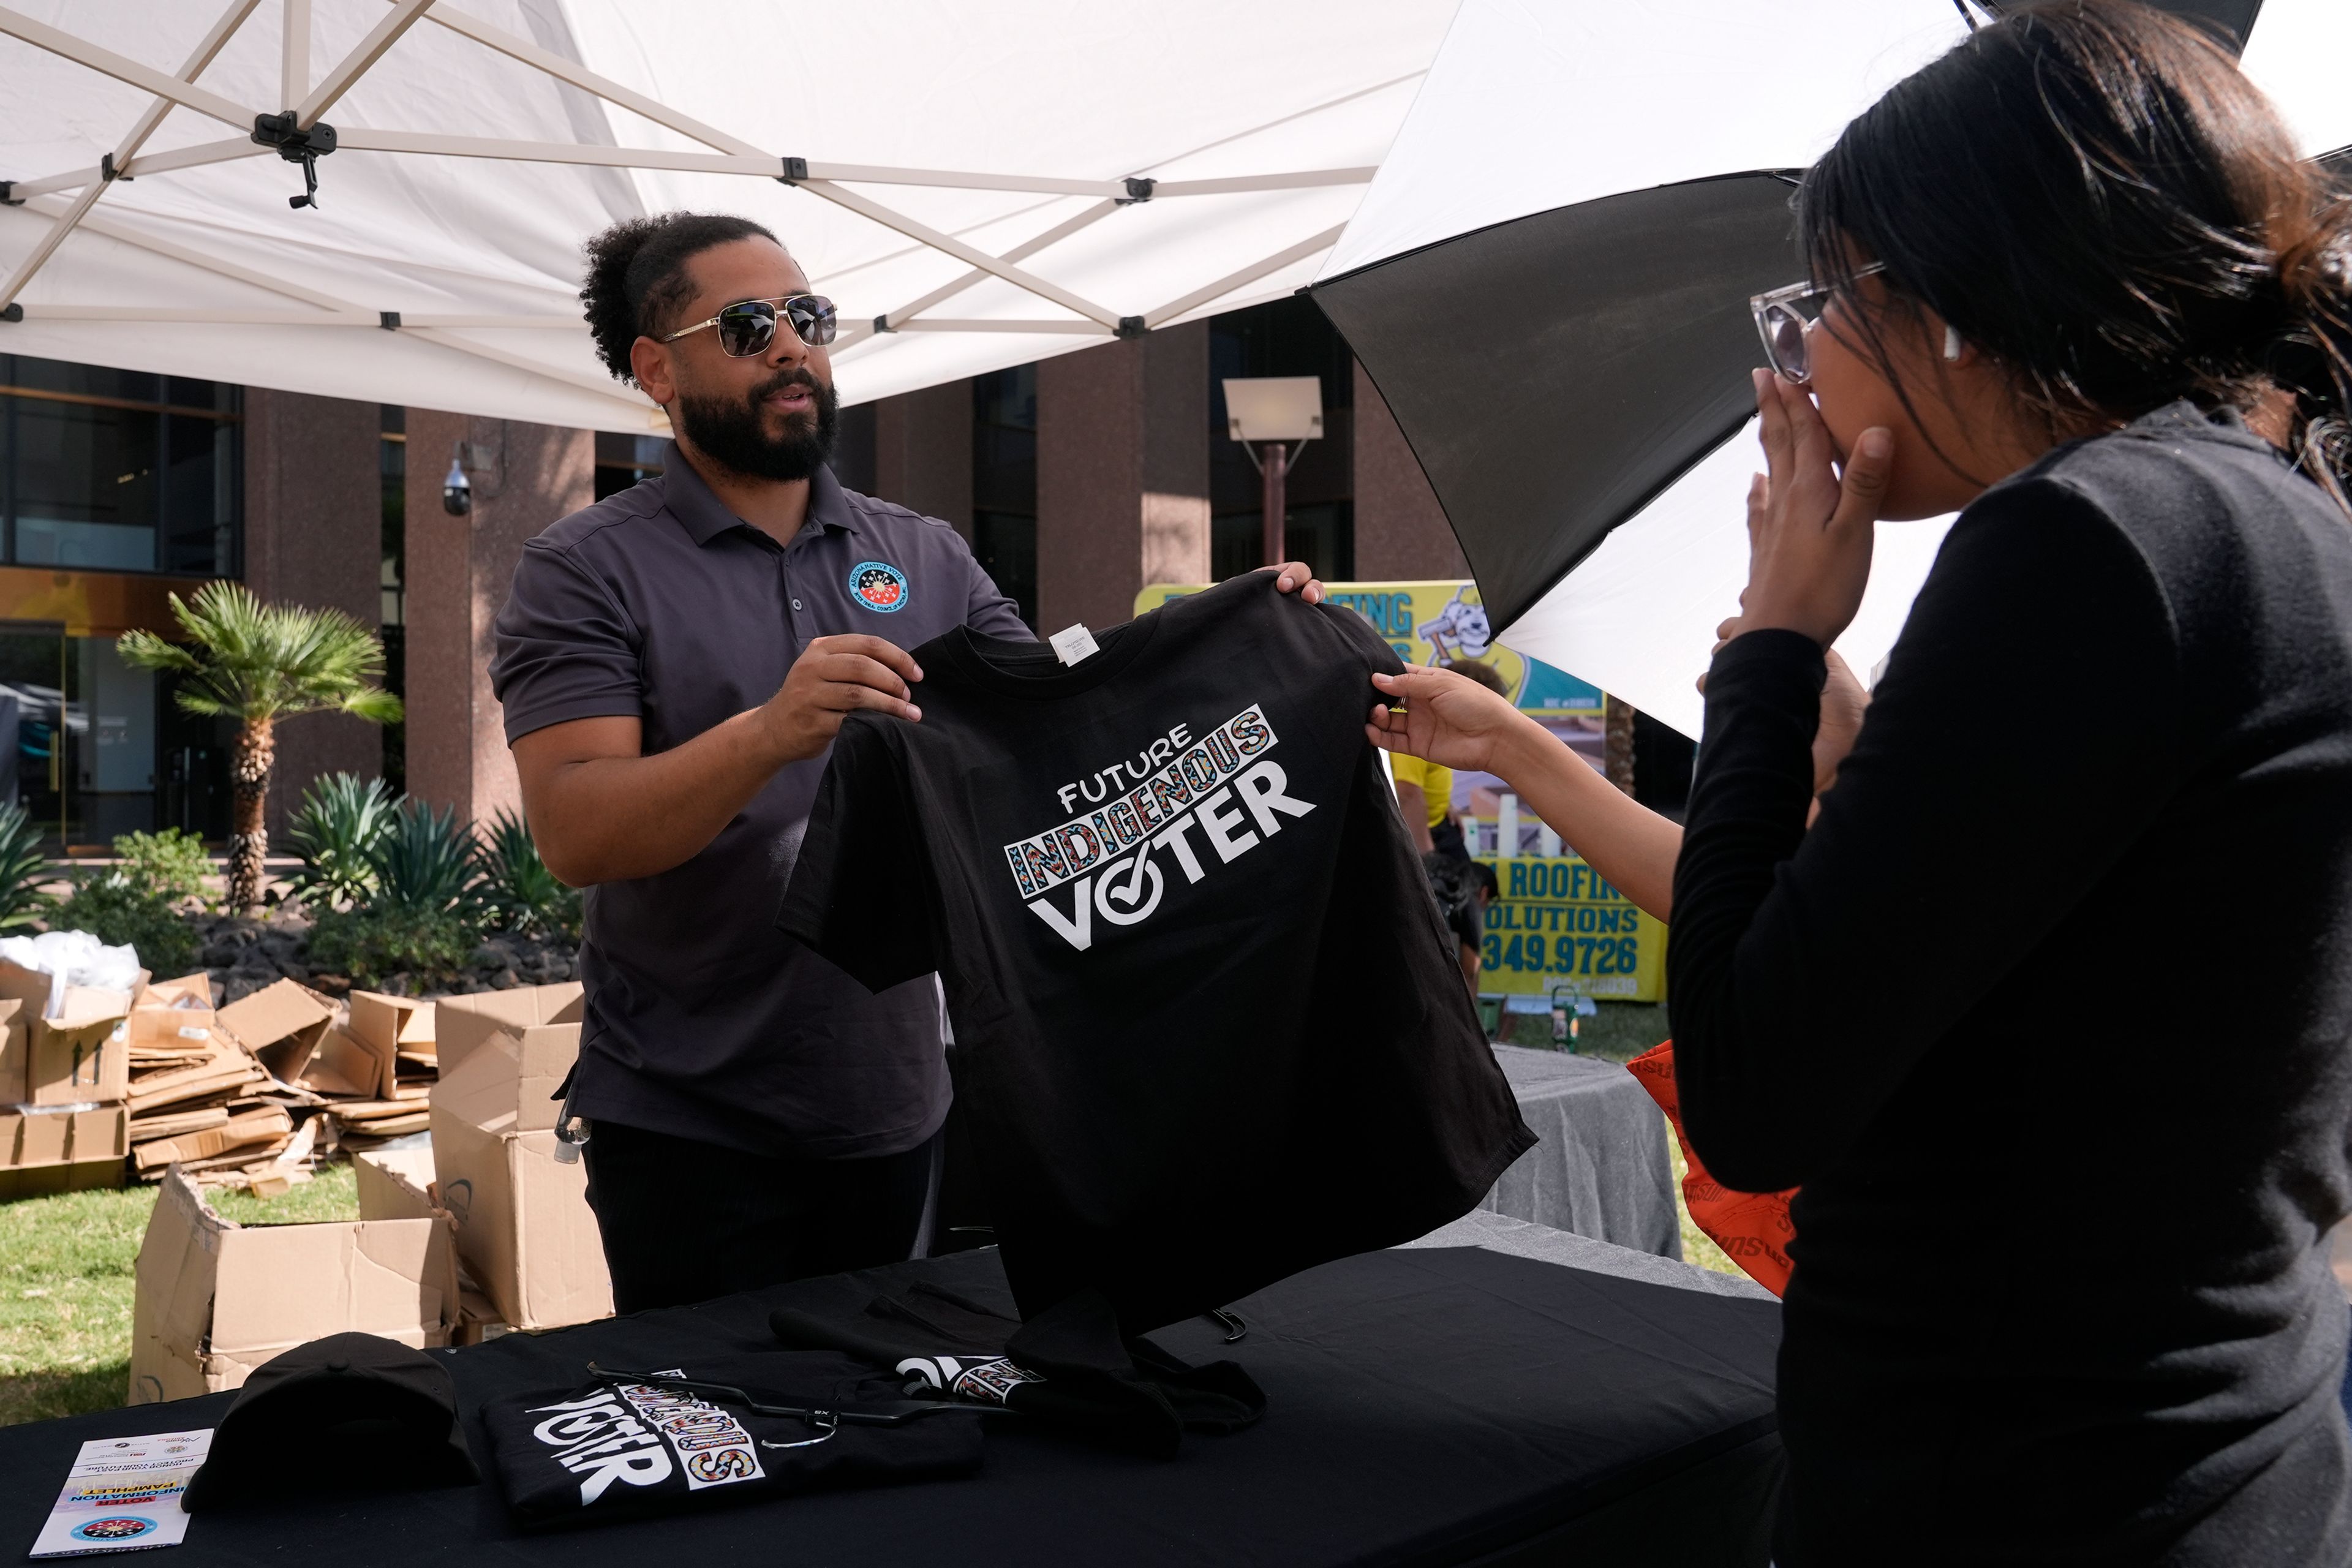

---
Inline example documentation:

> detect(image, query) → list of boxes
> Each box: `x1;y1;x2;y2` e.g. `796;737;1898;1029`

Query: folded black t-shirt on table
481;1352;982;1529
770;1276;1263;1460
779;573;1534;1332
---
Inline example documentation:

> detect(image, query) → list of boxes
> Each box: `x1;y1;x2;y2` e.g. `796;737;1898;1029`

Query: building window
972;366;1038;629
0;355;240;576
595;431;666;500
1208;296;1354;582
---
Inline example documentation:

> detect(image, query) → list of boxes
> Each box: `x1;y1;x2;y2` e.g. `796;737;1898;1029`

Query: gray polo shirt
489;447;1031;1158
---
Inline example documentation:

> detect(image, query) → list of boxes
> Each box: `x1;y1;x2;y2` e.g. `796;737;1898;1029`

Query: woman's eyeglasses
662;293;839;356
1750;262;1885;383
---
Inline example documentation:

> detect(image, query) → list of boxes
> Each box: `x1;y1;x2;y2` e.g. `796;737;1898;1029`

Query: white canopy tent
1317;0;2352;738
0;0;1455;432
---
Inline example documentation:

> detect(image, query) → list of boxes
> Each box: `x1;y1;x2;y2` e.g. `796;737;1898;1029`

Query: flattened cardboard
214;979;334;1083
428;1030;609;1331
28;1013;127;1105
301;1025;396;1100
128;1168;458;1405
432;983;581;1077
132;1107;292;1170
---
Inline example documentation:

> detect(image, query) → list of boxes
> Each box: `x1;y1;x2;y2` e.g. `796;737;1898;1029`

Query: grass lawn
0;1165;360;1428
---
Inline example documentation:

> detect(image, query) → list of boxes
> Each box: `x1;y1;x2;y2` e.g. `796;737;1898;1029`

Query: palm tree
118;582;402;914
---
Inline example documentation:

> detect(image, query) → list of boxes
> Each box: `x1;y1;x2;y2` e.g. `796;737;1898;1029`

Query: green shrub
50;878;198;977
111;827;212;907
283;772;396;909
472;807;578;940
370;799;478;915
0;802;50;929
306;904;475;992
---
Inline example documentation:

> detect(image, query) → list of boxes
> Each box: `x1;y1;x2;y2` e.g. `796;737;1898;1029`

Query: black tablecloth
2;1245;1783;1566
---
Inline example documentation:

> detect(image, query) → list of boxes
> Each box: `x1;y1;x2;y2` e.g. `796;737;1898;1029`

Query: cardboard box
433;983;581;1078
0;1103;129;1198
353;1145;448;1227
429;1026;610;1331
301;1026;396;1100
129;1167;459;1404
349;990;435;1061
216;979;334;1084
28;1012;128;1106
0;996;24;1103
127;974;219;1054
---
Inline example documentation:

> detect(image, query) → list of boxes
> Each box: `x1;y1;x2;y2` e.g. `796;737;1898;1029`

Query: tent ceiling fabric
0;0;1457;431
1311;0;2349;739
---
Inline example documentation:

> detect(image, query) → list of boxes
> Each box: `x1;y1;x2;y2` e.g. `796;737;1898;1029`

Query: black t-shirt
780;573;1534;1330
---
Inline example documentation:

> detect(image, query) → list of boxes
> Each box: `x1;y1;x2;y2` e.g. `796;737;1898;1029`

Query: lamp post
1223;377;1324;568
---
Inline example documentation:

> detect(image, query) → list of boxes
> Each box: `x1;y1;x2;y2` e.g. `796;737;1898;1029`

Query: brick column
404;413;593;831
871;379;974;537
240;389;383;835
1035;324;1210;633
1351;361;1468;580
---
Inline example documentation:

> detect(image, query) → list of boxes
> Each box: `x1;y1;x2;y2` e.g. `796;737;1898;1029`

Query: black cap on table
182;1331;478;1512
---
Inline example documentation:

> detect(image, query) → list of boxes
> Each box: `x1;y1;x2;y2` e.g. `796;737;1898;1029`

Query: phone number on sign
1482;931;1642;977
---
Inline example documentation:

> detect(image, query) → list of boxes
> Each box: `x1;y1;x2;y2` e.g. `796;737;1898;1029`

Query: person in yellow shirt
1390;749;1455;855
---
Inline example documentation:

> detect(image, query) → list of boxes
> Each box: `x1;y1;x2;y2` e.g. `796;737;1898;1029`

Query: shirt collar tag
1048;624;1100;666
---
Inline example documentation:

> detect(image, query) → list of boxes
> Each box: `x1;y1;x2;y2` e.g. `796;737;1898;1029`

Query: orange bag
1626;1041;1797;1297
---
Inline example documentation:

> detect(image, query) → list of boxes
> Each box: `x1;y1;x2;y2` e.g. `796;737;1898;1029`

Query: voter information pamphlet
29;1430;211;1556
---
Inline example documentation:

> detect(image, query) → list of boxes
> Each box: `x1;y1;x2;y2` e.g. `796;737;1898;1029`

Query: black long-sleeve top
1672;403;2352;1566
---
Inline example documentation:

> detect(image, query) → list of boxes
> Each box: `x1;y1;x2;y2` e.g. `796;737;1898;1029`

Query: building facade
3;296;1466;848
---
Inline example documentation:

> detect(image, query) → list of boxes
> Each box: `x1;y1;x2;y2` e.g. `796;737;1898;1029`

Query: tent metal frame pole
0;0;263;315
869;198;1123;333
281;0;309;111
18;195;653;415
12;307;579;326
420;4;767;157
0;5;1375;402
797;176;1128;330
295;0;436;129
1144;224;1348;328
0;6;263;131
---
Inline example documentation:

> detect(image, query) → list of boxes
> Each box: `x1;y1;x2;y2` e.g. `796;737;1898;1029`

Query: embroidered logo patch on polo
848;560;910;613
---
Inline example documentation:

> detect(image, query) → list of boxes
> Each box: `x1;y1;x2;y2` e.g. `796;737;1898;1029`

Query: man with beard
491;213;1324;1309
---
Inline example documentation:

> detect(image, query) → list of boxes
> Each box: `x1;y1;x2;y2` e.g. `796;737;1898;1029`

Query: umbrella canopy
1311;0;2352;737
0;0;1455;431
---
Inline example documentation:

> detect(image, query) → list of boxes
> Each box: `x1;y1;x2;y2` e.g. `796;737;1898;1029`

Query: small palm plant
369;799;478;914
118;583;401;914
283;772;398;909
473;807;580;940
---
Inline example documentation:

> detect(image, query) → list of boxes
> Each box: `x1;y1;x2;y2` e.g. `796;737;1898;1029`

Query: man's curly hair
579;212;780;384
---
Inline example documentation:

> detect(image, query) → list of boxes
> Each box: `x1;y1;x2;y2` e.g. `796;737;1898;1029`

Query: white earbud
1943;324;1964;362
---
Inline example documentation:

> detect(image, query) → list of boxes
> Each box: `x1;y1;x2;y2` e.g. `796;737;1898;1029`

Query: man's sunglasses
1750;262;1886;383
662;293;839;356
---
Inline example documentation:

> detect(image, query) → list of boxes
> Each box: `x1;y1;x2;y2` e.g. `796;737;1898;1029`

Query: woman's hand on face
1366;665;1529;775
1739;369;1891;647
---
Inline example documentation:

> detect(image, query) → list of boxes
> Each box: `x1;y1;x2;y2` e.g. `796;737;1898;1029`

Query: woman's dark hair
1799;0;2352;505
579;212;780;383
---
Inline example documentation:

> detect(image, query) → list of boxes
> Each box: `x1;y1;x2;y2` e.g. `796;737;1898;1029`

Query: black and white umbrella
1311;0;2350;737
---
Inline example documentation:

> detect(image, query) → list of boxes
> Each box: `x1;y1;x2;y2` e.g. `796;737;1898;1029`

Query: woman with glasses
1371;4;2352;1561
